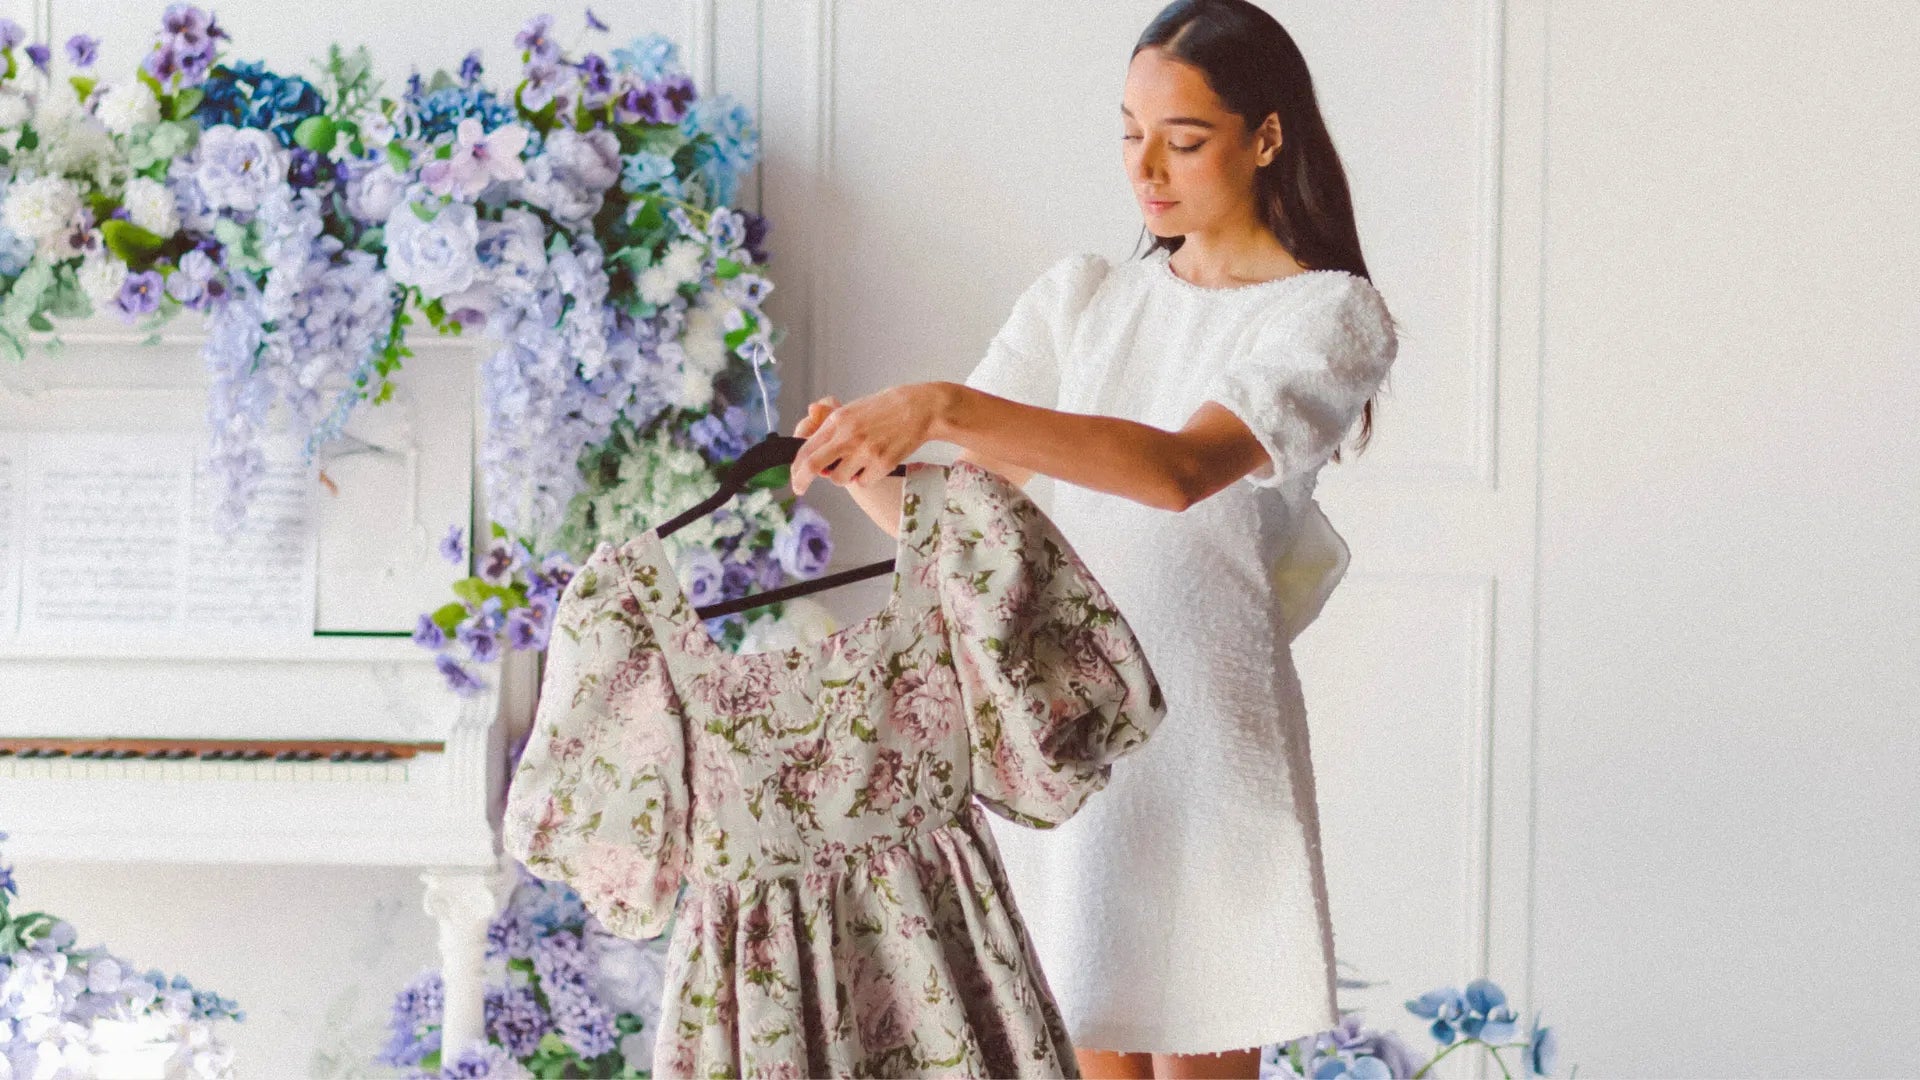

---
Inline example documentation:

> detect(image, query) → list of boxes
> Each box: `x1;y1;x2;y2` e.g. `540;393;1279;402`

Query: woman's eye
1173;142;1204;153
1122;134;1141;141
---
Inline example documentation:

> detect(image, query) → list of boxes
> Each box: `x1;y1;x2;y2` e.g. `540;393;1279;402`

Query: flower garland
0;831;244;1080
0;6;839;697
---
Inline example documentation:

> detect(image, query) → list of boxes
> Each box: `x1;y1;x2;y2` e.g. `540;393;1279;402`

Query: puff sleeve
938;460;1168;829
502;541;688;940
961;251;1111;409
1205;272;1399;489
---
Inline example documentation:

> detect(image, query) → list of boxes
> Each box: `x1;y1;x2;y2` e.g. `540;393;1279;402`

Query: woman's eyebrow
1120;105;1218;129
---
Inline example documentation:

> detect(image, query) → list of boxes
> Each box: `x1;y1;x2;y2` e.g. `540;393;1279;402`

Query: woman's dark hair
1132;0;1390;460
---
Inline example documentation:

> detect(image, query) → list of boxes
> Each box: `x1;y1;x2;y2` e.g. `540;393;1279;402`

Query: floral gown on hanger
503;459;1168;1078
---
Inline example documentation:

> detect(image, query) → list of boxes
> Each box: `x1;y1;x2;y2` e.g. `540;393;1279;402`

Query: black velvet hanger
655;433;907;620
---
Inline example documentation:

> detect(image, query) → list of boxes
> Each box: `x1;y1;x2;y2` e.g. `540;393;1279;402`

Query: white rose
383;199;480;300
675;362;711;409
2;175;82;242
661;238;705;285
636;263;680;307
121;177;179;237
344;159;407;224
77;254;129;310
0;88;32;129
679;297;730;376
95;82;160;136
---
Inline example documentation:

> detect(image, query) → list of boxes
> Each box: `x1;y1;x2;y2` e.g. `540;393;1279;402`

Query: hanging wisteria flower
0;5;817;684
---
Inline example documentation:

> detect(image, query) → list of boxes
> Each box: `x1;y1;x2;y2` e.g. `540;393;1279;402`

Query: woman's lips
1145;199;1178;213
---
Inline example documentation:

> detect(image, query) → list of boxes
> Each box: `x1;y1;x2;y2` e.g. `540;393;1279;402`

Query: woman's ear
1255;112;1282;167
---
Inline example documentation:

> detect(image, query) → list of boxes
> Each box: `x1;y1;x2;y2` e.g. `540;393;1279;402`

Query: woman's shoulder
1254;269;1397;361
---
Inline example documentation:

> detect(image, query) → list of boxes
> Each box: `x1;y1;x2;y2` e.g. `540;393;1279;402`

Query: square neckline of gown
625;460;939;665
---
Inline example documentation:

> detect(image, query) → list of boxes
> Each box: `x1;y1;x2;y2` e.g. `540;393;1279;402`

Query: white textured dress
960;247;1399;1055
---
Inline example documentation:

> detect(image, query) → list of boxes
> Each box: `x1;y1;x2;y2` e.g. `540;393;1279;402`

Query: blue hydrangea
193;59;328;148
408;84;519;143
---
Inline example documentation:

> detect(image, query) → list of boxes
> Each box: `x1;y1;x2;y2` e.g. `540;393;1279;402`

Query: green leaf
430;602;468;637
101;219;168;265
490;522;508;539
714;256;744;279
26;312;51;332
293;115;338;153
167;87;204;121
408;200;437;223
385;142;413;173
69;75;97;102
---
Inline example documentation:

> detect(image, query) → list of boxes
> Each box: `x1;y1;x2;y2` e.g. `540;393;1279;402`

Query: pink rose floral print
503;460;1168;1078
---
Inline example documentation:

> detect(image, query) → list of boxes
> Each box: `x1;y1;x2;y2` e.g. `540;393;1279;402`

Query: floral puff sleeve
938;460;1168;829
502;541;688;940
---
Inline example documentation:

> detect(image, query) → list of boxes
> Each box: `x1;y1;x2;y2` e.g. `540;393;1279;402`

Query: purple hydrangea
483;983;549;1059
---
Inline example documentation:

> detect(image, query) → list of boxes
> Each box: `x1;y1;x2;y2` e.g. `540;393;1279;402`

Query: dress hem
1067;1014;1338;1057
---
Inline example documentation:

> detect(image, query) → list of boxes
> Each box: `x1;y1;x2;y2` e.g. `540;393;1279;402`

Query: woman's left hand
791;382;945;495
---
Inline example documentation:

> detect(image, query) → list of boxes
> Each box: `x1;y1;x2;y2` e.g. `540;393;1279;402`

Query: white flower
95;81;160;136
121;177;180;237
661;238;705;285
31;94;118;178
383;198;480;299
679;295;732;376
0;87;32;128
78;253;130;309
3;175;82;241
344;159;407;224
636;263;681;307
355;107;396;147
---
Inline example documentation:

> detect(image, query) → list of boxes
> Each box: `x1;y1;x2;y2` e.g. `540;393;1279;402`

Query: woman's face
1122;46;1280;239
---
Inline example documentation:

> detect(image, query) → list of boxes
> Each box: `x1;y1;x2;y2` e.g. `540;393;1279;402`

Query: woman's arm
794;383;1271;517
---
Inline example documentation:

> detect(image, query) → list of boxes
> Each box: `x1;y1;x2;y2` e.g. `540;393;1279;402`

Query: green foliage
167;87;204;122
101;219;167;268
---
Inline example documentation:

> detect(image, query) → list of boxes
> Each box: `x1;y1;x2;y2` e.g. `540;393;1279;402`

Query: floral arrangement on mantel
0;831;244;1080
0;5;842;696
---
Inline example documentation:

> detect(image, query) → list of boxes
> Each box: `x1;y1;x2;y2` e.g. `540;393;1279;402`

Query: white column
421;864;507;1061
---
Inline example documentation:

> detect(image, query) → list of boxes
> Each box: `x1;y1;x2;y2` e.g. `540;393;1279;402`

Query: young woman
788;2;1400;1077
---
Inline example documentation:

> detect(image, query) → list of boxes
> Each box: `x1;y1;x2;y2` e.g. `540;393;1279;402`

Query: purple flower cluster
385;865;666;1076
142;2;228;91
377;970;445;1068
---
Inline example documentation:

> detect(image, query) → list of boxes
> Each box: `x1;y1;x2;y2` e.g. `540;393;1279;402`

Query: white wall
8;2;1916;1077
